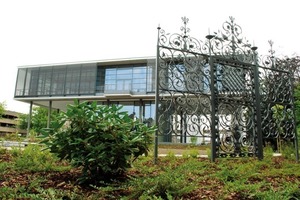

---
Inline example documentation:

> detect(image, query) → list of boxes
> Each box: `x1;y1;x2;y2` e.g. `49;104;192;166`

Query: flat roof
18;56;156;69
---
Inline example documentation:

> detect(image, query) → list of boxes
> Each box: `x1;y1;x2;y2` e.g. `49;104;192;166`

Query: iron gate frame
154;16;299;162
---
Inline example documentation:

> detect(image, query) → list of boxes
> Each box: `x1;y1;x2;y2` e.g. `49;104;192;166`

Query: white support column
139;99;143;123
47;101;52;128
27;101;33;137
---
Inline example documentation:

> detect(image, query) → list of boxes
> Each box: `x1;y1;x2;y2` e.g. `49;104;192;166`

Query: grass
1;144;300;199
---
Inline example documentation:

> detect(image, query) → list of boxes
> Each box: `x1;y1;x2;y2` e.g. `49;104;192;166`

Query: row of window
104;66;150;92
15;63;155;97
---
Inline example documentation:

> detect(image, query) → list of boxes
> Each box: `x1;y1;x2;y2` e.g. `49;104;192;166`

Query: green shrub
10;147;22;157
13;144;59;172
190;136;197;146
0;147;7;155
263;144;274;160
188;149;199;158
41;100;155;184
3;133;22;141
166;150;176;158
281;142;296;160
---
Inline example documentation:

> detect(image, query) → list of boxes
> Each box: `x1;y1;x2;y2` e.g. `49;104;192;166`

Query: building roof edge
17;56;156;68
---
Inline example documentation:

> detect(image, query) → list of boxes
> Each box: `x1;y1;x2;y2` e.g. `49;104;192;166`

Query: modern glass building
14;57;156;126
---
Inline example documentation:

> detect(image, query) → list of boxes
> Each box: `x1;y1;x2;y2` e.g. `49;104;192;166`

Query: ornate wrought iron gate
154;17;299;161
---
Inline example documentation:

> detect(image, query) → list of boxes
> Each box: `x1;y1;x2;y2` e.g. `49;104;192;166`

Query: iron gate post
252;46;264;160
290;76;299;162
207;34;217;162
154;26;160;164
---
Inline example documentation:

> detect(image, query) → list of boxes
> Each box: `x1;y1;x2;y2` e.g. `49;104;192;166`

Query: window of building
144;101;155;126
79;63;97;95
146;65;155;92
96;67;105;93
38;67;52;96
103;65;148;93
110;101;141;120
65;65;81;95
15;68;27;96
51;66;66;95
27;68;39;96
132;67;147;92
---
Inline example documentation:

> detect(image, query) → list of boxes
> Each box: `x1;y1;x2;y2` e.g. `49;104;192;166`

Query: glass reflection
104;66;147;93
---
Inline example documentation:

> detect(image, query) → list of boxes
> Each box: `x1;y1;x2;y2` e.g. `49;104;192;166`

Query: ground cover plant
1;145;300;199
1;99;299;199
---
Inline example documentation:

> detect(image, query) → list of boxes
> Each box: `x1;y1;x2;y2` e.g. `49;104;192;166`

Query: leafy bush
263;144;274;160
0;101;6;118
2;133;22;141
12;144;59;172
41;100;155;184
188;149;199;158
281;142;296;160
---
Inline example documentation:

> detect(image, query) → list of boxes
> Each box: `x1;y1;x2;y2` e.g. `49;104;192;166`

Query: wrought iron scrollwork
207;16;254;63
258;44;296;149
156;16;297;160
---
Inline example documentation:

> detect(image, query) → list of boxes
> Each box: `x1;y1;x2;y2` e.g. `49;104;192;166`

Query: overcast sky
0;0;299;113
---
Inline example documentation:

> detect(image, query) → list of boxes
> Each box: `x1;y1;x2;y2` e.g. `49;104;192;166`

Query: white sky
0;0;299;113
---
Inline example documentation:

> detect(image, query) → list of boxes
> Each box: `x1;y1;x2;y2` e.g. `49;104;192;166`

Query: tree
18;106;59;134
17;113;29;130
275;56;300;83
41;100;155;184
0;101;6;118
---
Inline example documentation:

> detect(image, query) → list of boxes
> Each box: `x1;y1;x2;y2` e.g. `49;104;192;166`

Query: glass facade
65;64;81;95
15;63;97;97
97;64;154;94
37;67;52;95
27;68;39;96
99;100;155;126
15;68;27;96
14;59;156;128
51;66;66;95
15;61;155;97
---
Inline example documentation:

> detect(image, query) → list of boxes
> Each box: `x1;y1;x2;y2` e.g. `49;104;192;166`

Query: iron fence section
155;16;298;161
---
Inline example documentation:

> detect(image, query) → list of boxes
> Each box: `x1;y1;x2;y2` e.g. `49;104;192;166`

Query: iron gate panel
157;51;212;144
213;57;257;157
258;63;296;150
155;16;298;161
